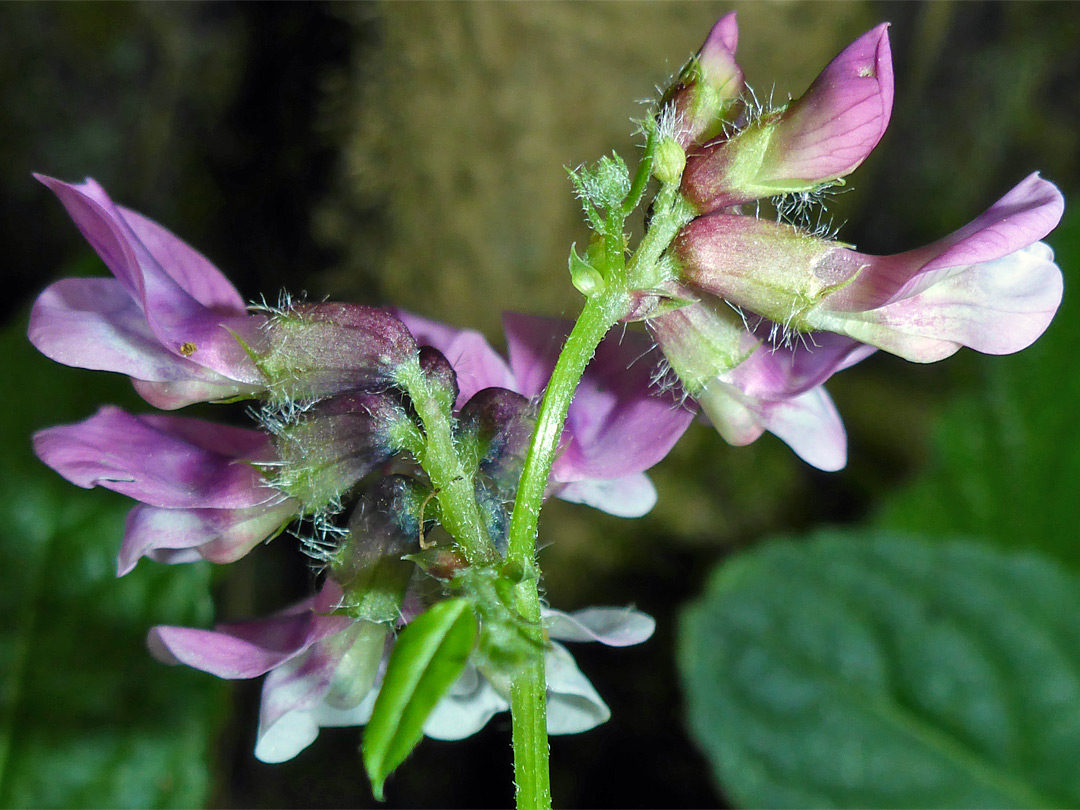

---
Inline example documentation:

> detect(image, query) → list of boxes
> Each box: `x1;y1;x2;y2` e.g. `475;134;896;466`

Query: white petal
555;473;658;518
543;607;655;647
255;708;320;764
423;664;510;740
544;643;611;735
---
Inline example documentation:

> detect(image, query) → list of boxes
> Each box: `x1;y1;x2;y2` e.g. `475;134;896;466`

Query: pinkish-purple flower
29;176;268;409
680;24;893;212
33;406;297;574
150;581;654;762
675;172;1065;362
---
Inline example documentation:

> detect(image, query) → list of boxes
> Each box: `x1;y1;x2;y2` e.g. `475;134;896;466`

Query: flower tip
704;12;738;54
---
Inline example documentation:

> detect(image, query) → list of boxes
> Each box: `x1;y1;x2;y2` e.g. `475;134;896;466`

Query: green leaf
678;530;1080;808
0;313;224;808
362;597;477;800
877;208;1080;568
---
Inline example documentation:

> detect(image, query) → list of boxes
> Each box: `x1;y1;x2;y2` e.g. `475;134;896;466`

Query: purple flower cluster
644;14;1064;470
29;176;684;758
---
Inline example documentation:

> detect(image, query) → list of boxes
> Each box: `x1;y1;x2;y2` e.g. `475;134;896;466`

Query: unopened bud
652;137;687;186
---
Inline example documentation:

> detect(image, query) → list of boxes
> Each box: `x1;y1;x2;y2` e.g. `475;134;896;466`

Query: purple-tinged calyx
29;175;269;409
257;303;418;403
267;392;415;514
663;13;744;151
681;24;893;211
675;173;1065;363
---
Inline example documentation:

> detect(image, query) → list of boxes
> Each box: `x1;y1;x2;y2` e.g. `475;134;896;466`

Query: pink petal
699;380;847;471
33;407;275;509
815;242;1063;362
765;24;893;185
149;583;351;680
504;313;695;481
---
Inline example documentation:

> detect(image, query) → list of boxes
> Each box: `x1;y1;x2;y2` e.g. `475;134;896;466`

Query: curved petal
813;242;1064;362
699;380;847;471
765;24;893;185
553;474;658;518
828;173;1066;312
423;664;510;741
35;175;262;384
544;643;611;735
33;407;276;509
130;377;263;410
149;583;351;680
118;499;297;575
544;607;655;647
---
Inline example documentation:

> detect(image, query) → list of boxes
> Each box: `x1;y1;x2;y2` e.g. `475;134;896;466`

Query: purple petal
118;499;297;575
35;175;263;384
553;474;658;518
149;583;351;679
699;380;847;471
28;277;261;408
729;333;877;400
543;607;655;647
34;407;276;509
765;24;893;185
503;313;695;481
394;309;515;407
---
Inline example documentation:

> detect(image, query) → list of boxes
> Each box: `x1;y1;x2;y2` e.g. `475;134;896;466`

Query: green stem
505;289;628;810
397;361;498;566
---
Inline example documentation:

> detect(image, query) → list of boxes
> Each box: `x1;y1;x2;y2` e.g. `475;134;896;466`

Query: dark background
1;3;1077;807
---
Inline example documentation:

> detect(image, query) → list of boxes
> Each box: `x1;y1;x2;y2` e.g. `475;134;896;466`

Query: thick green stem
505;290;627;810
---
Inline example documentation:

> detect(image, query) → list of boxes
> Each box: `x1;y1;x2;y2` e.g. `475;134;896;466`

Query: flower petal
553;474;658;518
764;24;893;186
35;175;262;384
544;643;611;735
118;499;296;575
149;584;351;680
423;664;510;740
813;242;1064;362
33;407;275;509
504;313;695;481
544;607;655;647
699;380;847;471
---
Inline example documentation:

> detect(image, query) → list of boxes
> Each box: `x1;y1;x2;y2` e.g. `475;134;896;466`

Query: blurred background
1;2;1078;807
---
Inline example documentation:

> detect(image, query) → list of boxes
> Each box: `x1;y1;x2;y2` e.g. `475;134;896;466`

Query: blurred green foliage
0;312;225;809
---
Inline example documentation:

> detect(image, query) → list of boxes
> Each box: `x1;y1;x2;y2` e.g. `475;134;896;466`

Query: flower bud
662;13;744;150
652;137;687;186
457;387;533;494
258;303;418;402
681;24;893;211
418;345;459;413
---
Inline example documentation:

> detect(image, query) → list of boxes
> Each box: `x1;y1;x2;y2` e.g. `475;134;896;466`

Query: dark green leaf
363;597;477;800
0;313;224;808
679;530;1080;808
